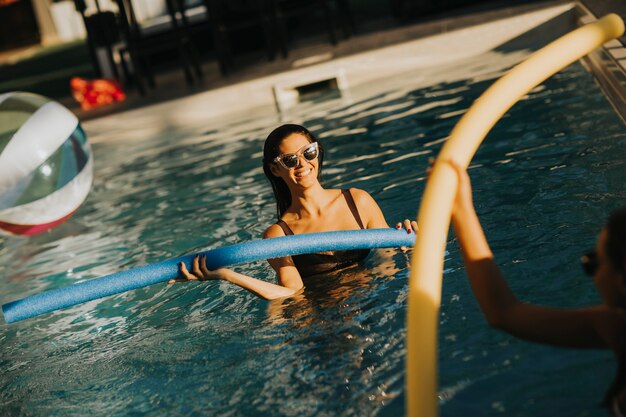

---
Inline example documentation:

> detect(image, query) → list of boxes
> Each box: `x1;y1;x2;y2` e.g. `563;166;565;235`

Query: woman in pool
170;124;417;299
447;160;626;415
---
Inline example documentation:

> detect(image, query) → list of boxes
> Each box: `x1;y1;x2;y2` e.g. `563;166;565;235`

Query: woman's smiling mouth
295;168;312;178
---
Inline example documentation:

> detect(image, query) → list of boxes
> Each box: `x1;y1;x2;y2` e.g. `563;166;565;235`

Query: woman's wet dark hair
606;207;626;277
263;124;324;218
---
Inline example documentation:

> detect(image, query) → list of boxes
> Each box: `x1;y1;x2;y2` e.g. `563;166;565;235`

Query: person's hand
167;255;225;284
395;219;418;234
426;158;475;218
445;160;474;218
395;218;418;252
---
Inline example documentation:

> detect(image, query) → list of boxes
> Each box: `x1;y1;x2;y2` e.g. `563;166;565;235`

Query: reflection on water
1;44;625;416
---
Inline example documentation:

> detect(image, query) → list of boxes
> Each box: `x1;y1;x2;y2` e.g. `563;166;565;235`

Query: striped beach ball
0;92;93;236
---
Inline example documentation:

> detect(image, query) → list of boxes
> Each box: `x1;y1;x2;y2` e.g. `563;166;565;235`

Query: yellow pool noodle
406;13;624;417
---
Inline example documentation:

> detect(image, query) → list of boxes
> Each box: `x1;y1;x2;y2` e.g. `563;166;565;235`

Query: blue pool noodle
2;228;416;323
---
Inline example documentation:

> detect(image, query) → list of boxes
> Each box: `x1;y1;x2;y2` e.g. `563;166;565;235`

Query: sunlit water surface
1;36;625;417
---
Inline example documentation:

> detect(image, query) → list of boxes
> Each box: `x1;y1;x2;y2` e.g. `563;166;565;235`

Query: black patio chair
200;0;282;76
114;0;204;93
74;0;125;81
269;0;355;54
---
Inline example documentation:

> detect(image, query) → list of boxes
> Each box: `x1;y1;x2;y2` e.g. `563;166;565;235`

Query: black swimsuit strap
342;189;365;230
276;219;294;235
276;189;365;234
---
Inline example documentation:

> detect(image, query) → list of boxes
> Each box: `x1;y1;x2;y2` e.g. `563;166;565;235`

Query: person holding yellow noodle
447;160;626;415
407;13;625;417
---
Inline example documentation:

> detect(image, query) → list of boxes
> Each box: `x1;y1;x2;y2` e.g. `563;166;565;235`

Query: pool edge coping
576;2;626;124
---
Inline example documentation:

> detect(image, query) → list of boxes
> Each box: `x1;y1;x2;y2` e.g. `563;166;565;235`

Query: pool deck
73;0;575;121
8;0;626;124
83;1;593;144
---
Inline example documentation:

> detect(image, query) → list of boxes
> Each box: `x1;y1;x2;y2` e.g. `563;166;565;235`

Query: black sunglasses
580;250;599;277
272;142;319;169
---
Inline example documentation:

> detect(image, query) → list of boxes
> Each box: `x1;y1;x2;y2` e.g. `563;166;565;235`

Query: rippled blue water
2;33;626;417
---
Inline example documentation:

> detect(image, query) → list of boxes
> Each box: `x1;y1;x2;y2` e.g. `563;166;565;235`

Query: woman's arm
172;256;300;299
448;160;608;348
168;225;303;300
263;223;304;293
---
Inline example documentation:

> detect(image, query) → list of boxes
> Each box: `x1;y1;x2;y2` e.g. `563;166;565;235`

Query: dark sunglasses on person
273;142;319;169
580;250;599;277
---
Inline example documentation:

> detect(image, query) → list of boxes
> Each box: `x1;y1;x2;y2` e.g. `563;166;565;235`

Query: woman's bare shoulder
264;223;286;239
345;187;388;228
347;187;375;204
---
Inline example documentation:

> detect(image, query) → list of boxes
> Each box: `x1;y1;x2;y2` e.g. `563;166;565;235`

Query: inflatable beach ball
0;92;93;236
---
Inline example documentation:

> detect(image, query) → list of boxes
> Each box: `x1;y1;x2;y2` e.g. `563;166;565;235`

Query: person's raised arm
448;161;518;326
448;161;606;348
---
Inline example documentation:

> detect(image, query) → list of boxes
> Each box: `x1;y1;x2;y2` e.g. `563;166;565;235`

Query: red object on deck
70;77;126;110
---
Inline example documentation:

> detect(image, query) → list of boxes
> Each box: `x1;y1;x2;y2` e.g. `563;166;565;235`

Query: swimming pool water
1;33;626;417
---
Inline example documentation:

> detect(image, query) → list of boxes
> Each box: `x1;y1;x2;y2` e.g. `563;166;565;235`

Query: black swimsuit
276;189;370;277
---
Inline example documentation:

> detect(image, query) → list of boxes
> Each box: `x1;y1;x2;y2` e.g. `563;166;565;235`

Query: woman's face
593;229;626;307
271;133;319;189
